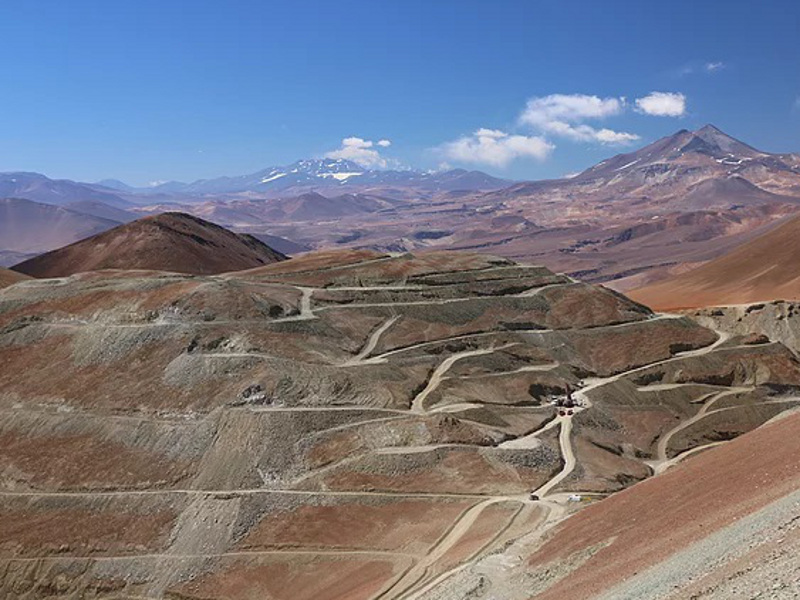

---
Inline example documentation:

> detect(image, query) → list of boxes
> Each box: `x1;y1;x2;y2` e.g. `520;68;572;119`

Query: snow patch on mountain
260;172;287;183
319;172;363;181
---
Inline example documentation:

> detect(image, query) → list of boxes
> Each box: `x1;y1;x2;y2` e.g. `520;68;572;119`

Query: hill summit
12;212;287;277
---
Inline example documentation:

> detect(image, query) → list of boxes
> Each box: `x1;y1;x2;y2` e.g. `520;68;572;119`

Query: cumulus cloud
434;89;691;165
324;136;391;168
635;92;687;117
540;121;639;144
441;128;554;167
519;94;624;126
518;93;638;145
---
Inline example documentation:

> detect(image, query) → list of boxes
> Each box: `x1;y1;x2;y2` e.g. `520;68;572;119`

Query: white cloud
474;128;508;139
519;94;625;127
705;61;725;72
441;128;554;167
435;89;691;164
540;121;639;144
324;136;391;168
635;92;687;117
518;93;638;145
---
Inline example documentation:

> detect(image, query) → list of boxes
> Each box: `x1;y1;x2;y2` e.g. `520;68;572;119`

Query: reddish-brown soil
602;406;686;455
527;411;800;600
563;436;651;493
354;285;650;355
0;431;192;490
562;318;717;376
237;499;474;554
0;333;229;414
248;250;512;288
433;501;521;574
632;343;800;388
0;506;176;557
630;213;800;310
0;268;29;289
241;249;386;276
0;288;145;326
311;448;556;495
171;557;402;600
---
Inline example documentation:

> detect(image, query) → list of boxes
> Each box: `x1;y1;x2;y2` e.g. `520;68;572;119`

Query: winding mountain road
411;345;516;413
10;258;800;600
343;315;401;366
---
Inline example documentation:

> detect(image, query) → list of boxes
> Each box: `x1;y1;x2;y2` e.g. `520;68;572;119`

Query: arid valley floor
2;249;800;599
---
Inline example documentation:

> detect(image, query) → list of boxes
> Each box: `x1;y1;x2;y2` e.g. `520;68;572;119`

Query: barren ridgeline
2;248;800;599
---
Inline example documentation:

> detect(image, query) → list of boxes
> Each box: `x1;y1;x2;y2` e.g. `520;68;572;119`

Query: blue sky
1;0;798;185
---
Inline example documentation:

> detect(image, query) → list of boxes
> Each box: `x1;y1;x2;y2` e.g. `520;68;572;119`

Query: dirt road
343;315;401;365
411;345;515;413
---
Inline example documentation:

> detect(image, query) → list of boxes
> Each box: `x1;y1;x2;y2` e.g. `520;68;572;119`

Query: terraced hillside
1;250;799;599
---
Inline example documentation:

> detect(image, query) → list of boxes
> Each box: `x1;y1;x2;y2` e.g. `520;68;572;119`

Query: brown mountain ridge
630;212;800;309
12;212;287;277
0;267;30;289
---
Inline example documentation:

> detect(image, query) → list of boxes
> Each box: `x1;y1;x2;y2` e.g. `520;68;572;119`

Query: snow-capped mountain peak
133;158;507;197
574;124;779;183
85;157;507;198
281;158;364;182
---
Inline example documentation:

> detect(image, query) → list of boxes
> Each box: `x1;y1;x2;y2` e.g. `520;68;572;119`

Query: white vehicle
568;494;582;502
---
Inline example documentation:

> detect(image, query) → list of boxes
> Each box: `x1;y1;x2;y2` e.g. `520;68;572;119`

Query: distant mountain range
469;124;800;287
0;159;506;265
0;172;133;208
3;125;800;287
93;158;509;198
0;198;123;263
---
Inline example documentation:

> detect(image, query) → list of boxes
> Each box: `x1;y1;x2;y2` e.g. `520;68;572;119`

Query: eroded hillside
1;250;799;599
